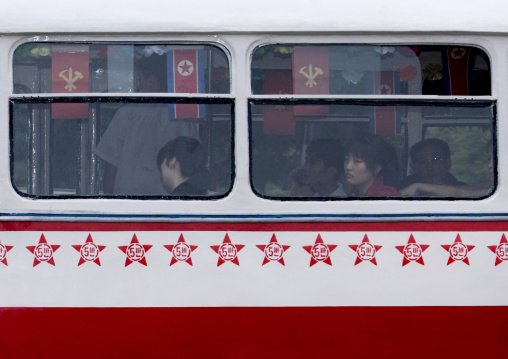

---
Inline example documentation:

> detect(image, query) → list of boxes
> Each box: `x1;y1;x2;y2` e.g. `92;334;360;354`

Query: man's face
410;146;451;184
303;153;329;187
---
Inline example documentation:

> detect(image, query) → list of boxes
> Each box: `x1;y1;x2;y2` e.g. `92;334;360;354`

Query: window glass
12;42;232;199
252;45;490;96
422;125;492;188
250;43;493;200
14;43;230;94
250;102;494;199
12;100;233;197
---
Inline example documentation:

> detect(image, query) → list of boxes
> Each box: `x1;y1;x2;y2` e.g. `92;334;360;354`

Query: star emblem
488;234;508;266
26;234;60;267
72;233;106;266
378;84;392;94
396;234;429;266
303;234;337;267
441;234;475;265
451;47;467;60
256;234;290;266
177;60;194;76
118;234;152;267
210;234;244;267
0;240;13;266
348;234;382;266
164;233;198;266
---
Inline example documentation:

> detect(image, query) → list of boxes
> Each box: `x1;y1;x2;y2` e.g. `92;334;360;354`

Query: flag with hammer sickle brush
51;50;89;119
293;46;329;116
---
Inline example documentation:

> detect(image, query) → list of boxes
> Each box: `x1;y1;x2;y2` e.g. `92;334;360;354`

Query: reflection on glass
13;43;230;94
252;44;490;96
250;102;494;199
12;102;233;198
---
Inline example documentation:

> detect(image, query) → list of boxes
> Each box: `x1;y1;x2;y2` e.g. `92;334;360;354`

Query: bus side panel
0;220;507;357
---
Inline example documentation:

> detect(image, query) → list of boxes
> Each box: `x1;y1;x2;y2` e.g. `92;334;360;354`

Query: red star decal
164;233;198;266
441;234;475;266
256;234;290;266
118;234;152;267
0;240;13;266
72;233;106;266
488;233;508;266
348;234;382;266
210;234;244;267
26;234;60;267
395;234;429;266
303;234;337;267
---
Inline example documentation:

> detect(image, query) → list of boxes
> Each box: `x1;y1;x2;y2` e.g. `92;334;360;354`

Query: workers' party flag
293;46;329;116
51;49;89;119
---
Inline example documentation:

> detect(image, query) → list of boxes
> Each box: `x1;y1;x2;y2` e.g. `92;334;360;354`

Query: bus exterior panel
1;1;508;357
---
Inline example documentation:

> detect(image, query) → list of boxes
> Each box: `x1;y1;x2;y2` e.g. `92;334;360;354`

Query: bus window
12;43;233;198
250;44;494;199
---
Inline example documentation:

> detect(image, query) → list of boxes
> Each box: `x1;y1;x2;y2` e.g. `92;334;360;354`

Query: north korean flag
167;49;205;119
263;70;295;135
370;71;401;135
443;47;471;95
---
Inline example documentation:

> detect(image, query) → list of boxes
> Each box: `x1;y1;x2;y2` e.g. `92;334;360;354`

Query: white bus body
0;0;506;357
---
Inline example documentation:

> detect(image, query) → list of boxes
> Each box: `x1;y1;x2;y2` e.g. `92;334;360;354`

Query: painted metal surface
0;221;506;307
2;0;508;34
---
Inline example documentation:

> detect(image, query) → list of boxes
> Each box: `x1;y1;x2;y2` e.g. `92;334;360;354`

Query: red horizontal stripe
0;307;506;358
0;221;508;232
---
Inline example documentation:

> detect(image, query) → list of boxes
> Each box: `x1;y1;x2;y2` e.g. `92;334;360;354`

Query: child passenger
344;134;399;197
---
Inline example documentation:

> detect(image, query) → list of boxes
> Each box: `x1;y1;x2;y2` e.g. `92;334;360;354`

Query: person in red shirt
344;134;399;197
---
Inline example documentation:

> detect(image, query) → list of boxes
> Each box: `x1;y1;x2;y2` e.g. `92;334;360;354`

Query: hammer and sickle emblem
59;67;84;91
299;64;324;87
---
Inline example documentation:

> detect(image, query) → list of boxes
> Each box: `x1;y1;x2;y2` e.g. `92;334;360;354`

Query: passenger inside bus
157;137;212;196
399;140;494;197
287;166;314;197
398;138;466;196
94;56;198;195
344;134;399;197
300;138;346;197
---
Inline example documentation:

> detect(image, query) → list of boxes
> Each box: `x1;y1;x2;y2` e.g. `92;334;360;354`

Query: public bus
0;0;507;357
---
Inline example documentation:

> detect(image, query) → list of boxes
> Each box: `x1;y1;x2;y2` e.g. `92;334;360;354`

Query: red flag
292;46;329;116
373;106;397;135
444;47;471;95
51;51;89;119
167;49;205;119
373;71;398;135
263;70;295;135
